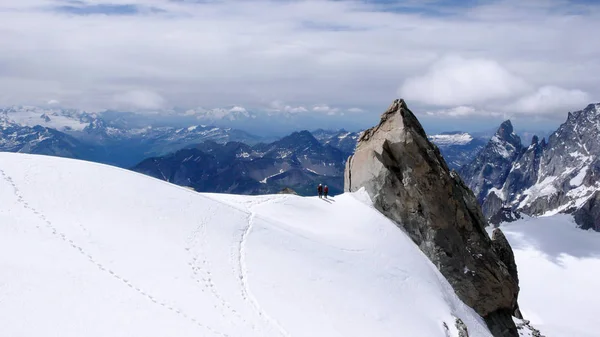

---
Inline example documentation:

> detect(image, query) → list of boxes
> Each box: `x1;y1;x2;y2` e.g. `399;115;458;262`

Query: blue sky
0;0;599;133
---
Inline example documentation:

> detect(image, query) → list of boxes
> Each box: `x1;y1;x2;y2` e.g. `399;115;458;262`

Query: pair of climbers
317;183;329;199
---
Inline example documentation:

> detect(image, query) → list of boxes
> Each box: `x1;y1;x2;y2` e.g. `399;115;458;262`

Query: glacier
494;214;600;337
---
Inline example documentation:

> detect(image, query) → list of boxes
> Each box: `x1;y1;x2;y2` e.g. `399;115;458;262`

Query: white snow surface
569;166;588;187
490;135;513;158
0;153;493;337
428;133;473;146
494;214;600;337
517;176;558;209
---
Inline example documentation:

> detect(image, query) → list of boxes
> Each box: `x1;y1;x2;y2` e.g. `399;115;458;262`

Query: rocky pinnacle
345;99;521;337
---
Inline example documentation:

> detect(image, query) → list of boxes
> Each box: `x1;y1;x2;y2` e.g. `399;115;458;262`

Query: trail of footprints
233;199;292;337
186;207;254;331
0;170;228;337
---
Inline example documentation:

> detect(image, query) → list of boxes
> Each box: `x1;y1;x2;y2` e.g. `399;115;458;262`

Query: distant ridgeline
131;131;352;196
4;102;600;231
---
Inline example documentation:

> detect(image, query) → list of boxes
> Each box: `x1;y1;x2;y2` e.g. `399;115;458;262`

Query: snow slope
0;153;492;337
494;215;600;337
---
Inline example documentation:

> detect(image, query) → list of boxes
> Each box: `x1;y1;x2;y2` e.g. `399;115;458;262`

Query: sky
0;0;599;133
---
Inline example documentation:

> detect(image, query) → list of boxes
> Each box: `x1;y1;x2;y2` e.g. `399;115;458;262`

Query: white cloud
113;90;166;110
0;0;597;128
424;106;504;118
399;55;530;106
229;106;248;113
47;99;60;105
267;101;308;114
347;108;364;113
509;86;591;114
312;104;340;115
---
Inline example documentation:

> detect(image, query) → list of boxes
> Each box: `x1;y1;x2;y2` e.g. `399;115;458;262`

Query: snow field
0;153;493;337
494;215;600;337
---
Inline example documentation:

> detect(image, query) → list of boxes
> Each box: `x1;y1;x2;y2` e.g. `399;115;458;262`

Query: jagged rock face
502;137;544;202
489;207;522;227
573;191;600;231
345;99;520;337
460;121;522;206
482;192;504;220
491;229;522;318
460;103;600;230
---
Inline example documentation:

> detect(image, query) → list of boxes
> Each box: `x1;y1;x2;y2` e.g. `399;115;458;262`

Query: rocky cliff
460;103;600;231
344;99;521;337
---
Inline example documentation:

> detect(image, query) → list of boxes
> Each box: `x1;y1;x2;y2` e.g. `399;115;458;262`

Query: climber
317;184;323;198
324;185;329;199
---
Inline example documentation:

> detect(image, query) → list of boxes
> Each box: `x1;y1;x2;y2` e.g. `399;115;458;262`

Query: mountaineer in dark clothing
317;184;323;198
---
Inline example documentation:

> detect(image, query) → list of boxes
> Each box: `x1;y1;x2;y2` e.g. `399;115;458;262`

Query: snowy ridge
0;153;494;337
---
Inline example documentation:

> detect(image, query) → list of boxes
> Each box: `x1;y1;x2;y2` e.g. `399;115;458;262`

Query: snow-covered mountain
460;103;600;231
0;114;94;159
0;106;91;132
0;152;505;337
428;132;488;170
312;129;360;154
0;106;263;167
132;131;347;195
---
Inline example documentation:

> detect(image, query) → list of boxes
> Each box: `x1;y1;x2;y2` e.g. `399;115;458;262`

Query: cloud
399;55;530;106
508;86;591;114
347;107;364;113
312;104;340;115
113;90;166;110
47;99;60;105
267;101;308;114
0;0;598;131
424;106;504;118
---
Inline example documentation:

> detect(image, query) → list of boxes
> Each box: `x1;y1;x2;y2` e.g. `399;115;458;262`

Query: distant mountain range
132;131;349;196
427;132;488;170
0;115;94;159
1;106;263;167
0;105;497;196
5;103;599;231
460;103;600;231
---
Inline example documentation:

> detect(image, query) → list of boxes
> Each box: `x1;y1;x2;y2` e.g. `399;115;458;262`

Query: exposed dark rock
443;318;470;337
344;99;519;336
491;228;522;319
489;207;522;226
514;318;544;337
573;191;600;231
455;317;470;337
482;192;504;220
278;187;299;195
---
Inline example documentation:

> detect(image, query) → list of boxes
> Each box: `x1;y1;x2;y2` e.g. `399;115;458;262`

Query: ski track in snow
236;197;292;337
185;205;254;331
0;169;229;337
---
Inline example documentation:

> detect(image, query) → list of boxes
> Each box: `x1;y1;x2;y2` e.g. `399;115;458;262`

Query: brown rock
345;99;520;337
